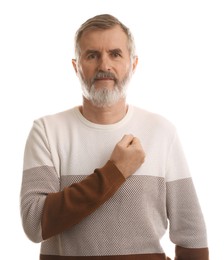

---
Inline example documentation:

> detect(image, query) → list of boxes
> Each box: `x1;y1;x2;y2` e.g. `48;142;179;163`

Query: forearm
175;245;209;260
41;160;125;240
167;178;209;259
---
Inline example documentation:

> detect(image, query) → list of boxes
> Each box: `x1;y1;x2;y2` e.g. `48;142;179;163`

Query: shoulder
132;106;176;134
34;107;77;127
30;107;80;139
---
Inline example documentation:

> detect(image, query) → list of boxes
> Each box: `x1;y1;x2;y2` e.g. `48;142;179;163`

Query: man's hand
110;134;145;178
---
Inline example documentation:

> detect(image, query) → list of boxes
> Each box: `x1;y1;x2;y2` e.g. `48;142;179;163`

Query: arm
166;132;209;260
20;120;145;242
175;246;209;260
167;178;209;260
41;160;125;240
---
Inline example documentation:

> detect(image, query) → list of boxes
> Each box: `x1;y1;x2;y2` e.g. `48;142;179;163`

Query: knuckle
117;143;123;149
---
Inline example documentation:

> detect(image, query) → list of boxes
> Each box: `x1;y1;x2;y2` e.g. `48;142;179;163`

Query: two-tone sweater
20;105;209;259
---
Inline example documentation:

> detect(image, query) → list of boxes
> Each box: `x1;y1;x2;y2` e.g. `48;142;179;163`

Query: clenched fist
110;134;145;178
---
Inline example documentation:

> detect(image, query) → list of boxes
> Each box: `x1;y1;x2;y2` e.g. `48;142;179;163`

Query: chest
49;124;168;178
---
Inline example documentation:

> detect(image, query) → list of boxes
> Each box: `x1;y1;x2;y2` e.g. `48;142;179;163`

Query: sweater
20;105;209;260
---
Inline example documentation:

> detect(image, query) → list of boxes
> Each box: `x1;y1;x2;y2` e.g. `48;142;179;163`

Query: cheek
79;63;96;79
118;63;131;77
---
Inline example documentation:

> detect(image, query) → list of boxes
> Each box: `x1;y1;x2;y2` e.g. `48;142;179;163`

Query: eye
109;48;123;59
87;53;98;60
85;51;100;60
111;51;122;58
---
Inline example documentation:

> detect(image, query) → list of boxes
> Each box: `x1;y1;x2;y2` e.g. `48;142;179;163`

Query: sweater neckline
73;105;133;130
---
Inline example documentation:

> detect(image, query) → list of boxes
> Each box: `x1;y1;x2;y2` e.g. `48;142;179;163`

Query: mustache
93;71;117;81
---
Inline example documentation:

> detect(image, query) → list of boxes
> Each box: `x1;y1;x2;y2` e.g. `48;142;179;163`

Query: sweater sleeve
165;131;209;259
41;161;125;240
20;120;125;243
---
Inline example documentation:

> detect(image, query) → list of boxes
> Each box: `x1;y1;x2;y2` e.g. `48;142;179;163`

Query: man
20;14;209;260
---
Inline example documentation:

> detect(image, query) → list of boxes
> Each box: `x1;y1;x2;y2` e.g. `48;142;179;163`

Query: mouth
95;77;114;81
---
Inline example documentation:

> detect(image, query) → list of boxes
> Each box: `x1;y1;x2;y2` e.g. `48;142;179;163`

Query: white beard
78;68;133;108
84;85;126;107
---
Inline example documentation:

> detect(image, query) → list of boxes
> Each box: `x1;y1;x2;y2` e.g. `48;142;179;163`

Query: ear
72;59;78;73
132;55;138;73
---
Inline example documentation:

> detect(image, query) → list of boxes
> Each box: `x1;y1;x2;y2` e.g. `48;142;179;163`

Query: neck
80;97;128;124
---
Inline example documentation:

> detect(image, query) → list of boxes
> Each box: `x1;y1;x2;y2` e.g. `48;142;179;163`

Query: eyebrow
81;50;99;59
84;48;123;55
109;48;123;54
85;50;99;55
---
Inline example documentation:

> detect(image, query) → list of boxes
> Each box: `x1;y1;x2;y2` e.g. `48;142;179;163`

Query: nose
98;53;111;71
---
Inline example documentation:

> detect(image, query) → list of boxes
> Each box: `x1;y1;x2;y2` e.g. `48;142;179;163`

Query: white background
0;0;223;259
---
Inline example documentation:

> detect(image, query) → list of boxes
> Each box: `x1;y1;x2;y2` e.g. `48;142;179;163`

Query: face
72;25;138;107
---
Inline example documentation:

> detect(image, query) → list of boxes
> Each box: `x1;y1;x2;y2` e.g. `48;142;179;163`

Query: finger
119;134;134;146
129;136;140;145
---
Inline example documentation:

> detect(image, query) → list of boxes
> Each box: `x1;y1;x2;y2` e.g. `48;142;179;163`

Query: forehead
78;25;129;53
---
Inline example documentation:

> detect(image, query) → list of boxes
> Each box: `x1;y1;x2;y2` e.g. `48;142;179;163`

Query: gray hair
74;14;136;60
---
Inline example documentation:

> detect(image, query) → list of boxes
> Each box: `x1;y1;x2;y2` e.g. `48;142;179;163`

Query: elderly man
20;14;209;260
